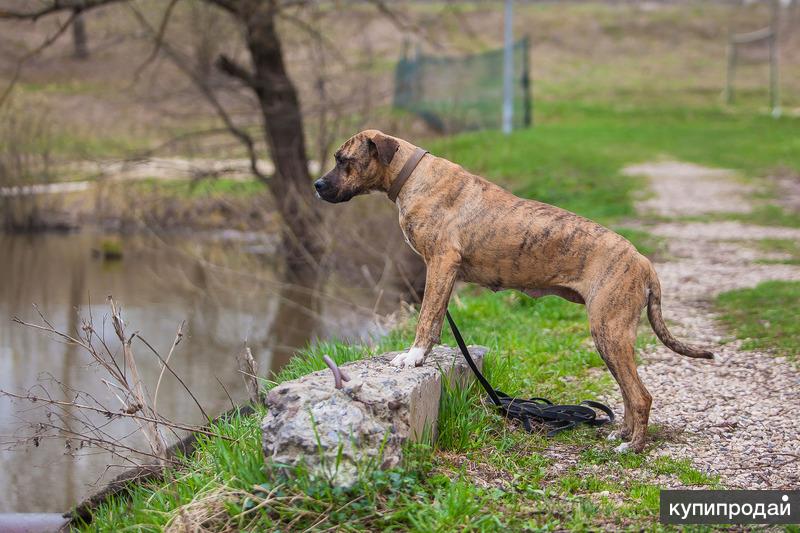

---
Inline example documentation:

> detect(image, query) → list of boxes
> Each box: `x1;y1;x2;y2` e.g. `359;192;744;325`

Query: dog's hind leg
589;291;651;453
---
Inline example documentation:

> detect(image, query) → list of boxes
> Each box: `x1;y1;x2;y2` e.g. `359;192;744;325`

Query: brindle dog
314;129;714;452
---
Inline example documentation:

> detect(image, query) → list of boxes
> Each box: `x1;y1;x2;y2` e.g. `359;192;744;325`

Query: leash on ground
445;310;615;436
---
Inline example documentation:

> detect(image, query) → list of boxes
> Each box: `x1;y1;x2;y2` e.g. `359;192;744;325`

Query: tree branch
0;0;126;21
0;0;137;106
363;0;442;50
126;3;269;182
215;54;256;87
132;0;182;80
277;10;346;65
203;0;239;15
0;11;78;106
0;390;229;440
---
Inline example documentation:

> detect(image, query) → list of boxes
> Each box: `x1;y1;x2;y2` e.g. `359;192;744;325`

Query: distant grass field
128;177;266;199
8;1;800;166
427;103;800;267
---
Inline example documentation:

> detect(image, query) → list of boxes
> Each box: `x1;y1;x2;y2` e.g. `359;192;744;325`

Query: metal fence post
770;0;781;117
725;39;736;105
522;35;532;128
502;0;514;135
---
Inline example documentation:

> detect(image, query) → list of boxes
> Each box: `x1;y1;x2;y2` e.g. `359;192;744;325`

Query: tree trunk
72;12;89;59
240;3;324;284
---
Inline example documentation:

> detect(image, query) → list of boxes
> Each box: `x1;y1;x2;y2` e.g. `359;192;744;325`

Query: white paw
391;347;425;369
614;442;631;453
607;431;621;441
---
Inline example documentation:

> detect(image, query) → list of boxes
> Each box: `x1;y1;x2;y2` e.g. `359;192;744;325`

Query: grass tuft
716;280;800;360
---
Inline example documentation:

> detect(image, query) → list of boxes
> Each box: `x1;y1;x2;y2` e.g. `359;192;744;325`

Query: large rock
262;345;487;486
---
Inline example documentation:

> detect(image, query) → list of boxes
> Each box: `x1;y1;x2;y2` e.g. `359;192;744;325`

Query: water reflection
0;231;390;512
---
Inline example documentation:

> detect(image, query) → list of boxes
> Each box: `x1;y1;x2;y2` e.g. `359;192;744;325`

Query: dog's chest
399;216;423;257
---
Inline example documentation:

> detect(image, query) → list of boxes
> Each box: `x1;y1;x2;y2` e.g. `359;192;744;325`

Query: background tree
0;0;395;283
71;10;89;59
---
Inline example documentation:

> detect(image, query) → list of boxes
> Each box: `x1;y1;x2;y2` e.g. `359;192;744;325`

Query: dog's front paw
390;347;425;369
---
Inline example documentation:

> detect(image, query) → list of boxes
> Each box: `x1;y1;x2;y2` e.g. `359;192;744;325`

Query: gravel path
609;161;800;489
624;161;754;216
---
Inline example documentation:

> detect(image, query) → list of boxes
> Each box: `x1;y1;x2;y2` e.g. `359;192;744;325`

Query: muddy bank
2;180;276;233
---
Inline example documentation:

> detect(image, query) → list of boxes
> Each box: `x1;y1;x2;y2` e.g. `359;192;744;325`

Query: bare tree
0;0;335;283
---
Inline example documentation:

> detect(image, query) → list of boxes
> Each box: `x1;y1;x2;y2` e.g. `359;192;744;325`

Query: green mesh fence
393;38;531;134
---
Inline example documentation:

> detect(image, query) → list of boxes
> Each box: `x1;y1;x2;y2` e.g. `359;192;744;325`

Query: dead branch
109;297;168;462
0;0;125;21
134;333;210;421
132;0;182;79
153;321;186;416
0;391;227;440
277;10;346;65
236;344;263;406
8;296;215;474
364;0;441;50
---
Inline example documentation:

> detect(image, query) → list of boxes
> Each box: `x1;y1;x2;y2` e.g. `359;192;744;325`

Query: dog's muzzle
314;178;335;202
314;178;352;203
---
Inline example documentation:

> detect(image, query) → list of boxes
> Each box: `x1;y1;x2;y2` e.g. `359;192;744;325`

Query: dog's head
314;130;400;203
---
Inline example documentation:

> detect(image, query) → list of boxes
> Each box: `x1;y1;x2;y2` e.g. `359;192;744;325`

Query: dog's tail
646;265;714;359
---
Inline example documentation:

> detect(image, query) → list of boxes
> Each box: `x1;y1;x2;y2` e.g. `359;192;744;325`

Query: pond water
0;231;393;512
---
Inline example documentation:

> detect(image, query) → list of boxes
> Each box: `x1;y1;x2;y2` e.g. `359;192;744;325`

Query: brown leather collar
387;147;428;203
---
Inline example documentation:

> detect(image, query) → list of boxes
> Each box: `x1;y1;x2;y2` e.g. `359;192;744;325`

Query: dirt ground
610;161;800;489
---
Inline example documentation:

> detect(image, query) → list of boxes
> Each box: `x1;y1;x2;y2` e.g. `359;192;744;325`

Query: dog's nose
314;179;329;192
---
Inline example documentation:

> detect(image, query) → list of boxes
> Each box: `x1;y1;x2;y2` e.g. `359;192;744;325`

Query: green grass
678;206;800;229
79;290;711;531
716;280;800;360
127;178;266;199
731;205;800;229
46;129;154;159
749;238;800;265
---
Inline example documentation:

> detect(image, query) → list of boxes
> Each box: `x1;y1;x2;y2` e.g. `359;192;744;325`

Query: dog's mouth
314;176;355;203
316;188;355;204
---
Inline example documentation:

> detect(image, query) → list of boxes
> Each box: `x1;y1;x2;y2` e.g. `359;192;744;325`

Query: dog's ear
367;133;399;166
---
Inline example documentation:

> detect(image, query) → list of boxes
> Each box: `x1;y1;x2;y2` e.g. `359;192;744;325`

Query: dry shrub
0;96;66;231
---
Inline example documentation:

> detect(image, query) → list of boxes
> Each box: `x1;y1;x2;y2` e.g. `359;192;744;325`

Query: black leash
445;310;615;436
